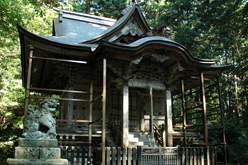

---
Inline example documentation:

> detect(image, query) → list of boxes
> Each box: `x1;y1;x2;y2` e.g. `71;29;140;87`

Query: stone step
128;132;155;147
129;137;139;142
129;142;144;148
128;134;134;139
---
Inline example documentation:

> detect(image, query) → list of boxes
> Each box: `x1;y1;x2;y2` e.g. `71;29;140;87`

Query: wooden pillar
88;65;93;164
123;80;129;148
139;92;145;132
165;89;173;147
172;96;175;129
200;73;210;165
67;91;74;120
138;92;141;131
181;79;187;146
24;45;34;116
150;88;154;134
218;76;227;165
162;124;166;147
102;58;107;165
58;100;62;119
150;87;155;146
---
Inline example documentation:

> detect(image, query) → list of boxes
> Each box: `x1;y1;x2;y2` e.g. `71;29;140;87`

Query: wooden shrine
18;3;231;165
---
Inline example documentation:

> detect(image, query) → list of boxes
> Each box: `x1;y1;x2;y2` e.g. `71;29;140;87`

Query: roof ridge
53;7;116;23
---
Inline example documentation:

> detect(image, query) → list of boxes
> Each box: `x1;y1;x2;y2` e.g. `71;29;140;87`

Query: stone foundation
19;138;58;147
6;159;69;165
6;139;68;165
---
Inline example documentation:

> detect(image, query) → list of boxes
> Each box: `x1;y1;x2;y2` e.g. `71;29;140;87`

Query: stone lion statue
22;99;57;139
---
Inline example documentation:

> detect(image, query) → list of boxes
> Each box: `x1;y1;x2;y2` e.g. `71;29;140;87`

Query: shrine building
18;3;231;165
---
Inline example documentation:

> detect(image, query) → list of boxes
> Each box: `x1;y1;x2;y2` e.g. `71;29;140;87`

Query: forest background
1;0;248;164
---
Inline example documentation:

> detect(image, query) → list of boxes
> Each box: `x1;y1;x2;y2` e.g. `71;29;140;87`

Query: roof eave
93;37;217;67
18;24;95;53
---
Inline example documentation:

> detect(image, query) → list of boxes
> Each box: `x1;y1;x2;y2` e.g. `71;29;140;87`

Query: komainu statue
22;99;57;139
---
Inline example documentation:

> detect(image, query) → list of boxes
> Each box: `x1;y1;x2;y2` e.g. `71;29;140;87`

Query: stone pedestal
6;138;68;165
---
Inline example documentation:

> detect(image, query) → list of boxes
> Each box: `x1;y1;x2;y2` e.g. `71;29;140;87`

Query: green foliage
0;144;15;165
26;8;56;35
71;1;90;13
92;0;127;19
139;0;164;27
210;119;248;164
0;0;57;163
62;0;127;18
0;0;43;48
42;0;60;8
66;0;91;13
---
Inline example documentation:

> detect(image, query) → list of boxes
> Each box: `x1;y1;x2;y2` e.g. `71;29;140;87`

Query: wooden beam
165;89;173;147
181;79;187;146
24;45;34;116
29;87;89;94
28;96;90;102
67;88;74;120
102;58;106;165
200;73;210;165
150;87;153;135
32;56;87;64
150;87;155;146
172;96;175;132
139;92;145;132
190;76;211;81
88;65;94;164
123;80;129;148
162;124;166;147
56;119;90;122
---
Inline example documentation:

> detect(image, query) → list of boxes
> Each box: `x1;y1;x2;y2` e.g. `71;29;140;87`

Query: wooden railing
142;146;180;165
61;146;89;165
56;119;103;133
56;119;90;132
153;124;164;146
61;146;217;165
56;119;103;148
180;147;217;165
153;124;202;146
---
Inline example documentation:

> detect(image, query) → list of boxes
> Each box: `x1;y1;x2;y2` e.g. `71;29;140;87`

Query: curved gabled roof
18;5;232;91
19;5;150;45
18;24;97;52
18;23;231;72
93;36;217;68
18;24;97;89
82;4;151;44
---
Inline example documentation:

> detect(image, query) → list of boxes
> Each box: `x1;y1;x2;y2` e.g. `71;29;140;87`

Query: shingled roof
18;4;232;93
